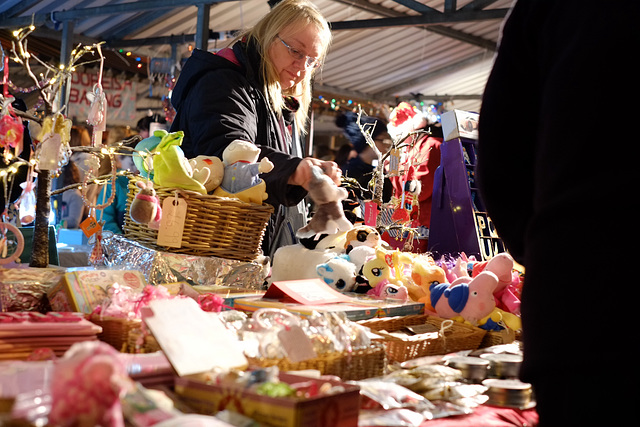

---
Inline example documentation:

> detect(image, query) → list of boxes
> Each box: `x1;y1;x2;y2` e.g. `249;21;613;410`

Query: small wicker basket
359;315;487;363
480;327;517;348
88;315;160;354
246;342;386;381
123;176;273;261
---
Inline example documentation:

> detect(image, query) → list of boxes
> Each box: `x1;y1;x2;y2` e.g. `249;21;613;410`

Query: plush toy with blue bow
430;271;499;324
316;255;358;292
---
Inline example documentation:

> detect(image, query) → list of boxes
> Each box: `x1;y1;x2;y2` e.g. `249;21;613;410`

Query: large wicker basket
123;176;273;261
246;342;386;381
359;315;486;363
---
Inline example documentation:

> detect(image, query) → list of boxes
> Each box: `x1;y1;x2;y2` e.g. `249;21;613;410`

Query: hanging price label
364;200;379;227
80;215;102;238
157;196;187;248
389;148;400;176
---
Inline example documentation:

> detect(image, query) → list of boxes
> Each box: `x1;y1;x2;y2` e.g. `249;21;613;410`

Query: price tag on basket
157;195;188;247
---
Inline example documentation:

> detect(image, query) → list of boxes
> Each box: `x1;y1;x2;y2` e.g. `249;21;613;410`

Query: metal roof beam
388;0;440;14
195;3;211;50
106;30;235;48
460;0;501;12
330;0;501;51
0;0;40;19
330;8;509;31
0;0;237;29
105;10;177;41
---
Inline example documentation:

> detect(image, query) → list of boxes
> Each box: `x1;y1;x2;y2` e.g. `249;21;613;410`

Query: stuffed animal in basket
189;155;225;193
129;180;162;230
213;140;273;203
152;130;208;194
296;165;353;238
430;270;499;324
133;132;163;179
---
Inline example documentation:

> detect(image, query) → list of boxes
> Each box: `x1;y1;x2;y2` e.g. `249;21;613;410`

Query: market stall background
0;0;511;135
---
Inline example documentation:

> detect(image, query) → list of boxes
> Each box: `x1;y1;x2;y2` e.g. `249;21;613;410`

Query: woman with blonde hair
170;0;339;256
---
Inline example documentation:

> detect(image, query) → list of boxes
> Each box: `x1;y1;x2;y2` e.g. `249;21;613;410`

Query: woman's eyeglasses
277;35;321;69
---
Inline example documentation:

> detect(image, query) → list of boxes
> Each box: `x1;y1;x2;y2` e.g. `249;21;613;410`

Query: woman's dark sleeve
258;147;306;207
177;69;306;208
179;69;260;158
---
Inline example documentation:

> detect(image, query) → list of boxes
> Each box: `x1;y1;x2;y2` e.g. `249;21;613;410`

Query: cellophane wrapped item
101;234;269;290
0;267;65;312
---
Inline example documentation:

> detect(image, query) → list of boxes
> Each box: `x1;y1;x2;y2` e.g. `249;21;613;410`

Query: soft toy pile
269;230;522;335
130;132;270;228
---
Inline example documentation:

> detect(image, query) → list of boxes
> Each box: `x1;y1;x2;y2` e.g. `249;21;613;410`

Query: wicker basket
88;315;160;354
88;315;142;352
359;315;487;363
480;328;517;348
246;342;386;381
123;175;274;261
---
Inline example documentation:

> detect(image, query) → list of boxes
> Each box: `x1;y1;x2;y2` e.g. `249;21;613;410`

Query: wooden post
29;20;74;268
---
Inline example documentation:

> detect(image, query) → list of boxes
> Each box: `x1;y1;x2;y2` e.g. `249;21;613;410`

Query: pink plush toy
471;252;521;315
130;180;162;230
471;252;514;292
367;279;409;301
430;271;499;324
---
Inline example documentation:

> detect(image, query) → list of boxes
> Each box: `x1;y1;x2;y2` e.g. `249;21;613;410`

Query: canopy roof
0;0;513;115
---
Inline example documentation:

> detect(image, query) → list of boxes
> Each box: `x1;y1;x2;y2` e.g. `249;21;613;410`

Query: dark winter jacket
170;40;309;256
477;1;637;424
170;40;306;209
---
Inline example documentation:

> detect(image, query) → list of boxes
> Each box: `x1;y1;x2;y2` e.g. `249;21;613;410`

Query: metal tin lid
446;356;490;382
482;379;531;390
480;353;523;378
446;356;490;369
482;379;535;409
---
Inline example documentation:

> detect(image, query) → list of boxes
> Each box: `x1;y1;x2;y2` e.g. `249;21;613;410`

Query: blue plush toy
133;131;163;179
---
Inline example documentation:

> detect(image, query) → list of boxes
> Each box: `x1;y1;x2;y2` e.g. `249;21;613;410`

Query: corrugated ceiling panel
1;0;514;115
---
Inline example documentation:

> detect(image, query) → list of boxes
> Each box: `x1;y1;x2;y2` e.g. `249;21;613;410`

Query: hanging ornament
86;84;106;145
0;221;24;265
0;110;23;161
86;44;107;147
17;164;36;225
34;112;72;171
89;228;104;265
0;55;24;160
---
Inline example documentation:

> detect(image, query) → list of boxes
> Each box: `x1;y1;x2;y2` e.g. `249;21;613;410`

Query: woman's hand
288;157;342;190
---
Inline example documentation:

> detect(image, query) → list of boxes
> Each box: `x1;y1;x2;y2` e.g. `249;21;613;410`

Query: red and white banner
67;72;138;126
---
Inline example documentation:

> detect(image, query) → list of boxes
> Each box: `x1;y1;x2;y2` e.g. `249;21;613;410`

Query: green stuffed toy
152;130;207;194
